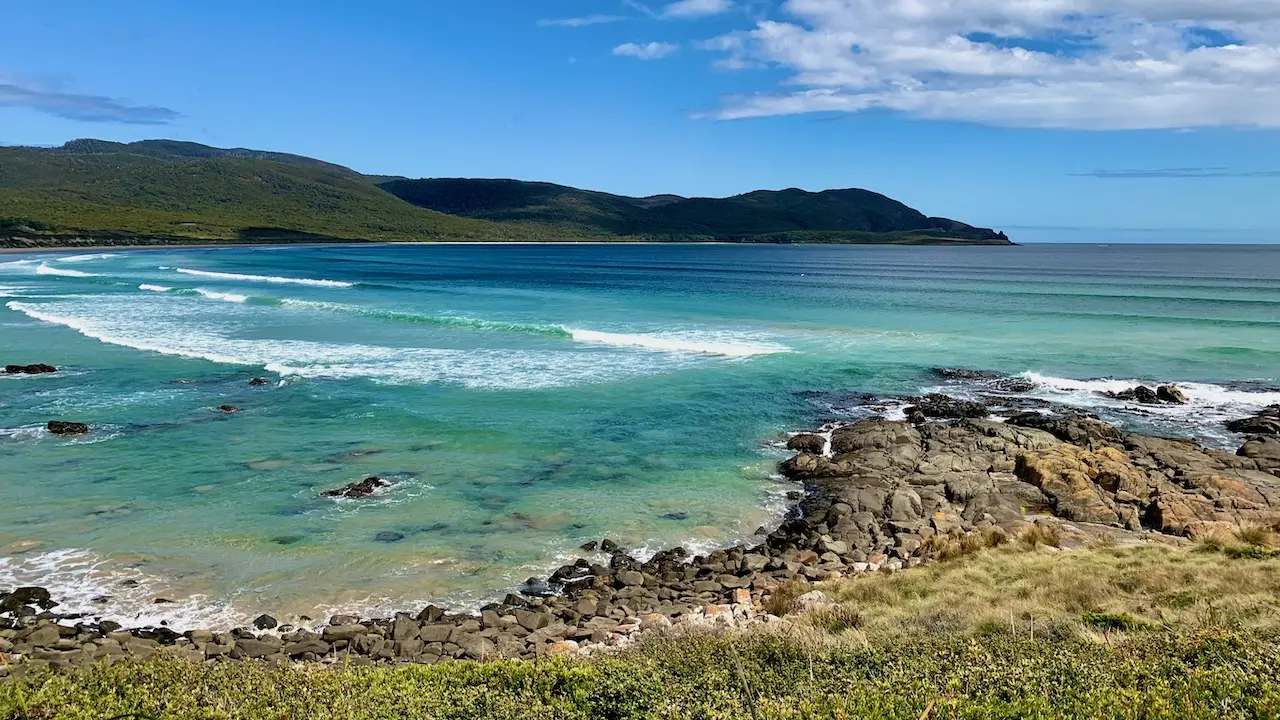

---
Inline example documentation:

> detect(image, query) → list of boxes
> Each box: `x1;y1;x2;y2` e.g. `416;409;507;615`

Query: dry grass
919;527;1008;562
1018;522;1064;549
762;578;811;617
801;541;1280;642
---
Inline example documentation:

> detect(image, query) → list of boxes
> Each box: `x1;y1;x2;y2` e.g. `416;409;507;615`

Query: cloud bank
695;0;1280;129
0;76;179;125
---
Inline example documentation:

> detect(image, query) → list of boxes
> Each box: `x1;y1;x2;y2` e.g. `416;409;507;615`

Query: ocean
1;243;1277;628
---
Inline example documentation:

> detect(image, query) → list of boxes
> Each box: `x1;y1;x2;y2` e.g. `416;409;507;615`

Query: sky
2;0;1280;240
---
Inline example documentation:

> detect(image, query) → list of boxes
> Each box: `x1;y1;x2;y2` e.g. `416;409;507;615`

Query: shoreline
0;238;1018;256
3;390;1277;673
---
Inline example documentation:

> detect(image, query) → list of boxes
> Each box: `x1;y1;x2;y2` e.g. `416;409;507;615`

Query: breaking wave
174;268;353;288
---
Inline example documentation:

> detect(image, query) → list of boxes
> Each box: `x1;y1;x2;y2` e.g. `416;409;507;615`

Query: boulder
1157;385;1188;404
322;477;389;499
252;614;278;630
47;421;90;436
5;364;57;374
786;434;826;454
1106;386;1160;404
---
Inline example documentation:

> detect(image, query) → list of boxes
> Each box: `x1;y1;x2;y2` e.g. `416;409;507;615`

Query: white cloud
695;0;1280;129
614;41;681;59
663;0;734;19
538;15;627;28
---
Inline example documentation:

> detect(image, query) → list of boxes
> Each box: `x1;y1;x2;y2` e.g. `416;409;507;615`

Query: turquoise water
1;243;1278;628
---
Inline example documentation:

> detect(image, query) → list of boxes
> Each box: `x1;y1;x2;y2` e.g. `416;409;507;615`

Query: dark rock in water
322;476;390;499
786;433;826;454
661;512;689;521
153;598;176;604
374;531;405;543
579;540;598;552
9;587;51;605
47;421;90;435
253;614;278;630
520;578;554;597
932;368;1002;381
1227;406;1280;436
271;534;305;546
1157;385;1188;404
217;405;241;414
907;394;989;420
120;579;140;588
600;538;619;553
1006;412;1123;447
1106;385;1160;404
5;363;57;374
991;377;1037;394
249;377;270;386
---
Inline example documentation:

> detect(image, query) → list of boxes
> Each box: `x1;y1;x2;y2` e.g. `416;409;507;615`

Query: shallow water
1;243;1277;628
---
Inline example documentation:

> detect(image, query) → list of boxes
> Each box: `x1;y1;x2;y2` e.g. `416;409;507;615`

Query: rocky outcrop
322;477;389;499
46;421;89;436
905;394;988;421
6;410;1279;676
5;364;57;375
1227;406;1280;436
1105;385;1188;405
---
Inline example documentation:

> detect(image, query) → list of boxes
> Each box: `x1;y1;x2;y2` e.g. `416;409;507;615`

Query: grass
5;631;1280;719
802;539;1280;643
7;541;1280;718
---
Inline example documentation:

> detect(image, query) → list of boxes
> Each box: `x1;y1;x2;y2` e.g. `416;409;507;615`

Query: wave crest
174;268;353;288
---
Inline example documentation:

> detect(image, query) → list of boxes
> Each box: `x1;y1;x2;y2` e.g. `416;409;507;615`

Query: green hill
0;140;545;243
380;178;1011;243
0;139;1011;245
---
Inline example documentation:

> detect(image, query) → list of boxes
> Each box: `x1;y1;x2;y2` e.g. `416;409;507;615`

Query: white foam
0;284;28;298
0;548;246;631
194;288;248;303
58;253;120;263
174;267;353;288
0;425;50;442
139;284;173;293
35;263;98;278
1022;372;1280;413
567;329;790;358
5;298;698;390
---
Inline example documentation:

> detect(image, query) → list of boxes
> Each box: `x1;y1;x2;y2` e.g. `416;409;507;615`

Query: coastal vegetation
0;140;1010;246
5;541;1280;719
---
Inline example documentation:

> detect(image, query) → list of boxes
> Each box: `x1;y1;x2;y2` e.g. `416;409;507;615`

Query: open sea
1;243;1278;628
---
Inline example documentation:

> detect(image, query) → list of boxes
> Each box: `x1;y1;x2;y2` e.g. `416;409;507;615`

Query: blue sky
3;0;1280;240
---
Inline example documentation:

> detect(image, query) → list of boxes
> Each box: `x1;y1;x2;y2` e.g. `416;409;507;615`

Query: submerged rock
47;421;90;435
374;531;405;543
322;476;389;499
217;405;241;414
5;363;57;374
932;368;1002;381
249;377;270;386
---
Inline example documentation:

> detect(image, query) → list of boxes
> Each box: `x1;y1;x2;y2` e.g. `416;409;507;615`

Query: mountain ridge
0;139;1011;246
